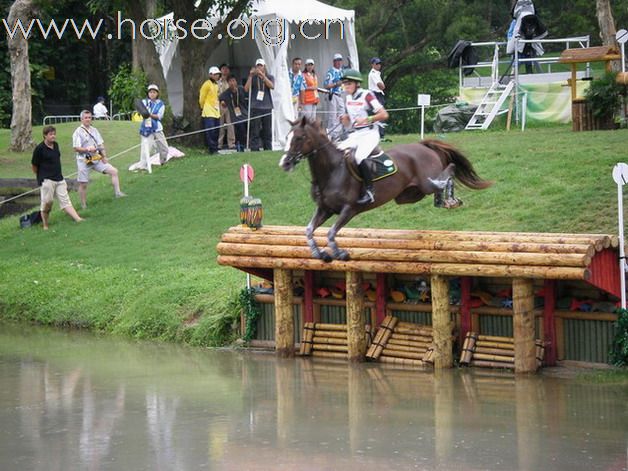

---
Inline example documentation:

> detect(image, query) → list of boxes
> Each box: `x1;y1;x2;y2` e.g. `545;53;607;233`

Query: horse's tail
421;139;493;190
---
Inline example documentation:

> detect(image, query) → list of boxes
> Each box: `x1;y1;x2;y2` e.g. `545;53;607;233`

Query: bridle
285;122;343;164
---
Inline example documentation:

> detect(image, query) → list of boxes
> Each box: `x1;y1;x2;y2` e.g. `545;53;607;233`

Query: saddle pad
349;152;398;182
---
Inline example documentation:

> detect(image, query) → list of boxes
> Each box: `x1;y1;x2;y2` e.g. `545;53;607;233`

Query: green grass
1;122;627;346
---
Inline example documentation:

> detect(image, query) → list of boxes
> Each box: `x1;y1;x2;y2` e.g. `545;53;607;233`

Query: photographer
72;110;126;209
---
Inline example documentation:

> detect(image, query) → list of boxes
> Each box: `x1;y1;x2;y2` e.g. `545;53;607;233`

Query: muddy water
0;325;626;471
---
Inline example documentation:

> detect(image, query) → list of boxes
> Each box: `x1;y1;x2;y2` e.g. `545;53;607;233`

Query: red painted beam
459;277;472;345
376;273;387;326
304;270;314;323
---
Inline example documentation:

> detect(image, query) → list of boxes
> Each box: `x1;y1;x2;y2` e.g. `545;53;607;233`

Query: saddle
345;148;398;182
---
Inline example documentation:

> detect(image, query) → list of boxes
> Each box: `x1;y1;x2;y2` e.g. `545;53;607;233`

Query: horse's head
279;116;324;172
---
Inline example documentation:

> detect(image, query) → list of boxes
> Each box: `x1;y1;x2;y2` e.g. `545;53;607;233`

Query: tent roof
249;0;354;22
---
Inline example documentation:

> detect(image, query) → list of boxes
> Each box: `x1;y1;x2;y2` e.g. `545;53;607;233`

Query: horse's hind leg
306;207;333;262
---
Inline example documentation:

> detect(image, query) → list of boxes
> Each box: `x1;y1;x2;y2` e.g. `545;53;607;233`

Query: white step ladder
465;81;515;130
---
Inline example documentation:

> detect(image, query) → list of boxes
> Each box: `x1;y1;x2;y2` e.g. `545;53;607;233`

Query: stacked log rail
366;317;434;368
459;333;545;369
218;225;617;280
300;323;371;360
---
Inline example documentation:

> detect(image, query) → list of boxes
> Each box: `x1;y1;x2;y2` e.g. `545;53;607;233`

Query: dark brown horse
279;117;492;261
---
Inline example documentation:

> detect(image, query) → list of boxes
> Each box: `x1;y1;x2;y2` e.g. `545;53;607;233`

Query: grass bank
1;122;627;346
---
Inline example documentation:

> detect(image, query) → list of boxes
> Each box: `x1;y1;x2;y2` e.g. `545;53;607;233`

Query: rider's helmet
341;69;363;82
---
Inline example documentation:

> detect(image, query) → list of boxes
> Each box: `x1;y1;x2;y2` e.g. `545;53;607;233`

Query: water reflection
0;325;626;471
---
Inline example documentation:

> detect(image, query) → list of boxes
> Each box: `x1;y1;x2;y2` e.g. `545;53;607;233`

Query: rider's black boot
356;161;375;204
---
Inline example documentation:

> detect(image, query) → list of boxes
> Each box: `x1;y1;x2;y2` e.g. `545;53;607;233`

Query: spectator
138;84;169;173
289;57;305;119
219;74;248;152
324;53;345;139
92;96;108;119
199;66;222;154
368;57;386;138
31;125;83;229
72;110;126;209
217;63;236;152
301;58;320;122
244;58;275;151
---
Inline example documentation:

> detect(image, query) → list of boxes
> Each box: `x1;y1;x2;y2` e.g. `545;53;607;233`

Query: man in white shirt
368;57;386;138
92;96;108;119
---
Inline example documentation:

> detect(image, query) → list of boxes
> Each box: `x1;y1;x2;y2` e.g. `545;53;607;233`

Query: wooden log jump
218;225;619;372
459;332;546;370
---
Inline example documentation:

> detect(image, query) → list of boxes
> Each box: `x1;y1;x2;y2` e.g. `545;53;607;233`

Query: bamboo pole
216;242;591;267
388;338;432;349
217;256;590;280
473;352;515;363
397;321;433;331
221;232;596;255
390;332;433;342
312;344;348;353
274;268;294;357
311;330;347;339
299;322;315;355
367;316;399;360
477;335;514;343
460;332;477;365
312;336;347;345
394;326;435;336
346;271;366;362
314;323;348;331
431;274;453;369
474;346;517;357
384;343;427;354
513;278;537;373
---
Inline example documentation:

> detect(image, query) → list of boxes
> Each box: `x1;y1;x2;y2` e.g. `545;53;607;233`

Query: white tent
156;0;358;148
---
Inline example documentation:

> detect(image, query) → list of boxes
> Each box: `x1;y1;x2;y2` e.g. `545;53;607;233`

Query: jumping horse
279;117;492;261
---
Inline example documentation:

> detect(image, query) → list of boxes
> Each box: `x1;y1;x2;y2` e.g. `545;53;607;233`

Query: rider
338;69;389;204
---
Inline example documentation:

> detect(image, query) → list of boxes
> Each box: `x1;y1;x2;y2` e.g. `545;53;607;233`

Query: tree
596;0;619;71
7;0;34;151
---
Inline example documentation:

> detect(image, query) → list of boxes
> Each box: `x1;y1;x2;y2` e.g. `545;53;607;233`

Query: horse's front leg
327;205;358;261
306;207;333;262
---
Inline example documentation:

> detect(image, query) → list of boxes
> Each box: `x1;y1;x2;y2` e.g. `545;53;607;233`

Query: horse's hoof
335;250;350;261
319;251;333;263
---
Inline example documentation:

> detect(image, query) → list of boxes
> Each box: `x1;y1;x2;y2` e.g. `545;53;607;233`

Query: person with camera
138;84;169;173
32;125;83;230
73;110;126;209
244;58;274;151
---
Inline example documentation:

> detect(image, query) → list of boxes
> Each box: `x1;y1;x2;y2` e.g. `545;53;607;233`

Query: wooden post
431;275;453;369
375;273;387;326
346;271;366;362
304;270;314;323
274;268;294;357
512;278;537;373
459;277;472;345
543;279;557;366
570;64;577;101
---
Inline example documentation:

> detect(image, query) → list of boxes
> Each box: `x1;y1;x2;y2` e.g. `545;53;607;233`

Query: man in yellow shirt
199;66;221;154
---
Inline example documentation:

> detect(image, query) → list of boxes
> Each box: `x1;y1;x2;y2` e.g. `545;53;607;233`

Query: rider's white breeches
337;127;380;164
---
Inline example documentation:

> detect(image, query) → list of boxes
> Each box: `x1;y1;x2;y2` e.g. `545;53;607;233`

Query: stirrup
357;189;375;204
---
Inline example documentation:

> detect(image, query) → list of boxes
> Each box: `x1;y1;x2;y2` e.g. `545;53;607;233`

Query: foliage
237;287;261;343
584;72;623;120
108;64;147;113
609;308;628;367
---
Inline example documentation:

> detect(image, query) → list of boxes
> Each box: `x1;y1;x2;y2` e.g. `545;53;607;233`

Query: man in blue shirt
324;53;345;139
289;57;305;120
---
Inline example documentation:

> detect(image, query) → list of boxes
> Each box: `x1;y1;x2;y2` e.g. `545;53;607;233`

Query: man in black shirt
31;126;83;230
219;75;248;152
244;58;274;151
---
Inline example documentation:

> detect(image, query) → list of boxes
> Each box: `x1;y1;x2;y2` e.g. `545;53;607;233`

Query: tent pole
246;85;252;151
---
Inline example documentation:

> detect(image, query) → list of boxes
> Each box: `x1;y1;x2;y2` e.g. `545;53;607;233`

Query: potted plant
584;71;623;130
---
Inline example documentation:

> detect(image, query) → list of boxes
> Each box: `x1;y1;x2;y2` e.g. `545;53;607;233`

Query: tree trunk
596;0;617;46
7;0;34;152
596;0;619;72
